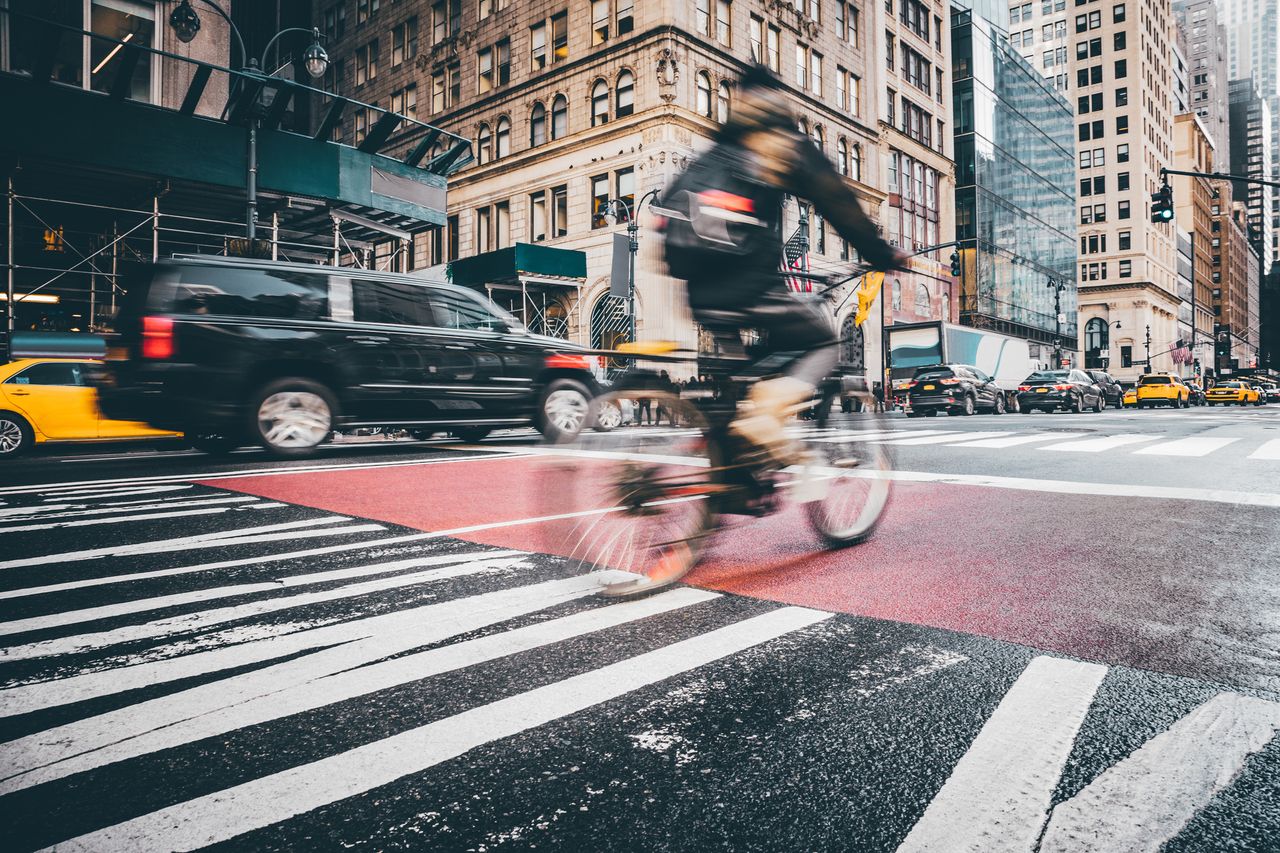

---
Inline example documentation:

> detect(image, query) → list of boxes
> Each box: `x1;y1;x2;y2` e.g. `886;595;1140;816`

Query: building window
1117;172;1129;191
616;70;635;118
530;103;547;146
696;0;711;35
716;0;732;46
851;143;862;181
529;191;548;242
1093;203;1105;222
766;24;780;72
551;94;568;138
809;51;823;96
1113;3;1125;21
390;84;417;120
1115;87;1127;107
717;81;731;124
357;0;380;25
696;71;713;118
592;0;610;44
495;202;511;250
531;20;547;69
1119;260;1132;278
796;44;809;89
355;41;378;86
836;2;859;45
591;174;610;228
552;185;568;237
475;206;492;254
1120;345;1133;368
616;168;635;223
750;15;764;62
1117;143;1129;162
494;117;510;159
591;79;610;125
618;0;634;35
477;123;493;165
838;138;850;177
1081;206;1093;224
392;17;418;67
1118;200;1130;219
1116;116;1128;134
1113;31;1125;50
1115;59;1127;78
1119;231;1131;250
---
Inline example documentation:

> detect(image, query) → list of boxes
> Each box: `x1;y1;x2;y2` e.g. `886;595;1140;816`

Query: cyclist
661;64;906;461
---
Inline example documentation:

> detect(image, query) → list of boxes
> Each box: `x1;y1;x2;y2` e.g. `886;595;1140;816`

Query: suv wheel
190;433;241;455
451;426;491;443
593;398;623;432
251;378;336;458
992;394;1007;415
0;411;33;458
539;378;592;443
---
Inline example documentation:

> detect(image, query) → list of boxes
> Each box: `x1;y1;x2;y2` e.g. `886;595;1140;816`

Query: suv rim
258;391;331;448
597;401;622;429
545;388;588;433
0;418;22;454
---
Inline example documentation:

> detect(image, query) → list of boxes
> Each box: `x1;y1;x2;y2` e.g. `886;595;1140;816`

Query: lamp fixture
303;29;329;79
168;0;201;44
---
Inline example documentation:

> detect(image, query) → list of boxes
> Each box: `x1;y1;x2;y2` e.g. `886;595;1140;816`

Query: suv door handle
347;335;390;345
444;344;469;351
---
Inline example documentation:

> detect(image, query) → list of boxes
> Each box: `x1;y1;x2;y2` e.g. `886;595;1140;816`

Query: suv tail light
905;381;918;389
1054;384;1072;391
1018;385;1031;392
545;353;590;370
141;316;175;360
939;378;962;385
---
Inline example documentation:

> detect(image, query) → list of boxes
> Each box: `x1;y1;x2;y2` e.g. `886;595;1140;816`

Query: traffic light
1150;183;1174;223
949;251;961;277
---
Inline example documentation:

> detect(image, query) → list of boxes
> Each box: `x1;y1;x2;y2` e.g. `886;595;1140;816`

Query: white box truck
884;321;1035;412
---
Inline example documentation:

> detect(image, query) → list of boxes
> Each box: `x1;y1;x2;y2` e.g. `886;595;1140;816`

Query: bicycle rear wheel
796;429;892;547
553;391;721;598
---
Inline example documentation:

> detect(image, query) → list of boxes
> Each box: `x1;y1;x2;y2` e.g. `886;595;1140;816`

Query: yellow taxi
1122;387;1137;408
1134;373;1190;408
0;359;181;458
1205;380;1260;406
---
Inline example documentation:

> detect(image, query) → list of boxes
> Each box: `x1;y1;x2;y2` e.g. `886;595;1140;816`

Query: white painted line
1040;692;1280;852
0;452;532;497
1132;436;1242;457
947;432;1089;449
1248;439;1280;460
0;555;530;660
38;484;195;500
0;575;604;718
0;549;521;637
880;431;1009;446
1039;434;1161;453
0;495;257;521
897;656;1107;853
2;588;721;793
0;516;357;570
48;606;831;852
808;429;952;444
0;503;282;534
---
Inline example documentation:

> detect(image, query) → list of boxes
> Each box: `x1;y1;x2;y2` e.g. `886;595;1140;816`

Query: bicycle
541;282;894;599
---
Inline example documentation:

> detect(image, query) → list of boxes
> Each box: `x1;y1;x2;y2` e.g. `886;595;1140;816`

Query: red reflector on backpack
696;190;755;214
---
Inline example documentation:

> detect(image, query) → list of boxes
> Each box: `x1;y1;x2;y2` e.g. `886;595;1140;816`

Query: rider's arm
789;139;903;272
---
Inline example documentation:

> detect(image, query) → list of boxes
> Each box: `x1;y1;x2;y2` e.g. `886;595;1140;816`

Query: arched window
915;283;931;316
477;123;493;165
851;143;863;181
812;124;824;153
530;102;547;147
616;70;634;118
717;81;731;123
839;314;865;371
797;118;808;136
591;79;609;126
696;71;713;118
891;278;902;311
837;138;849;177
591;292;632;367
1084;317;1109;368
551;94;568;139
495;116;511;159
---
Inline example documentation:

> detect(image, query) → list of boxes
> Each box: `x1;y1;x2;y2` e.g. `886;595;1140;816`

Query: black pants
689;280;838;387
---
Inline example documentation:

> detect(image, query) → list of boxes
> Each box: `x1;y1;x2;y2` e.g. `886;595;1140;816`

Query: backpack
658;141;780;280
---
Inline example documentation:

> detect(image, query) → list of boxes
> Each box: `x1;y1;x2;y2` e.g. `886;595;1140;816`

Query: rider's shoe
729;376;813;466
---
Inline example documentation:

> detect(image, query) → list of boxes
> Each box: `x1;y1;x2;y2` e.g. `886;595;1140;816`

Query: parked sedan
0;358;182;458
1086;369;1125;408
1017;369;1104;413
1135;373;1190;409
906;363;1008;417
1184;382;1207;406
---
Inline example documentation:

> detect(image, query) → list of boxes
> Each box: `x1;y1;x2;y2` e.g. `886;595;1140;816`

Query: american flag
782;224;811;292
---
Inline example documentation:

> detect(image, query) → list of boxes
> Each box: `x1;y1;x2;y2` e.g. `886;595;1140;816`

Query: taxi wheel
0;411;33;458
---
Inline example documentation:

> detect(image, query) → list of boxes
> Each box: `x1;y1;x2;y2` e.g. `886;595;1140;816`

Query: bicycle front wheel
798;431;893;547
551;390;720;598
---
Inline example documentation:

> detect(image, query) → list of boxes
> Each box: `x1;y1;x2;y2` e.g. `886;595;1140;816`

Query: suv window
173;267;329;320
427;289;506;332
913;366;955;381
1138;375;1170;385
5;362;85;386
1069;370;1091;383
352;280;434;326
970;367;992;382
1027;371;1068;382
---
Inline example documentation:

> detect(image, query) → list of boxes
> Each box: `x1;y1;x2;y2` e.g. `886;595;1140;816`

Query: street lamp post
607;189;661;347
167;1;328;243
1145;324;1152;373
1048;279;1066;367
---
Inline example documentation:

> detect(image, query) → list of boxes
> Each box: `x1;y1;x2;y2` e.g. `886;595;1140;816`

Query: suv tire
451;426;491;443
190;433;242;455
539;378;592;443
0;411;33;458
250;377;336;458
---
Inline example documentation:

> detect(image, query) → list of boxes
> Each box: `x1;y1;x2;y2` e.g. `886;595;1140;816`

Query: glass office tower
952;7;1078;357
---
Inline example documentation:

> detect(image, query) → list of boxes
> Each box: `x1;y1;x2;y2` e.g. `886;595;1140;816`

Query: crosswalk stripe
0;516;362;571
1;588;722;794
896;656;1108;853
0;555;530;660
946;432;1089;448
0;502;283;534
1248;438;1280;460
0;494;258;521
1039;434;1160;453
0;575;602;718
1039;692;1280;852
36;484;195;500
0;549;522;638
1132;437;1242;457
882;431;1009;446
48;606;831;852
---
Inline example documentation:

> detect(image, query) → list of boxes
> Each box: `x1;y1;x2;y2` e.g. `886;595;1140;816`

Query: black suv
93;257;600;456
1085;369;1123;408
906;364;1007;417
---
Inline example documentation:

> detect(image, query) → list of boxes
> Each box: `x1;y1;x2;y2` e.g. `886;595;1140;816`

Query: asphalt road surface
3;404;1280;851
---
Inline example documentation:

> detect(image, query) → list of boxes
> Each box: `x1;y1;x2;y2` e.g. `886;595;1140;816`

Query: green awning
449;243;587;288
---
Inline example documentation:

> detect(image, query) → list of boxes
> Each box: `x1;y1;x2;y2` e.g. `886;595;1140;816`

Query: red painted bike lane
200;454;1275;688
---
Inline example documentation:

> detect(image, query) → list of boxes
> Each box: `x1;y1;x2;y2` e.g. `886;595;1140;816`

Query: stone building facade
316;0;954;377
1171;112;1217;372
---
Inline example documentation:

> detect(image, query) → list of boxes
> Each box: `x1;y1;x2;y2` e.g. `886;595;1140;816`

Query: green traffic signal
949;251;961;277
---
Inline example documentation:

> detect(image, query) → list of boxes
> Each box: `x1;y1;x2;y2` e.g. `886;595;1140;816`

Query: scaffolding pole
152;195;160;262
